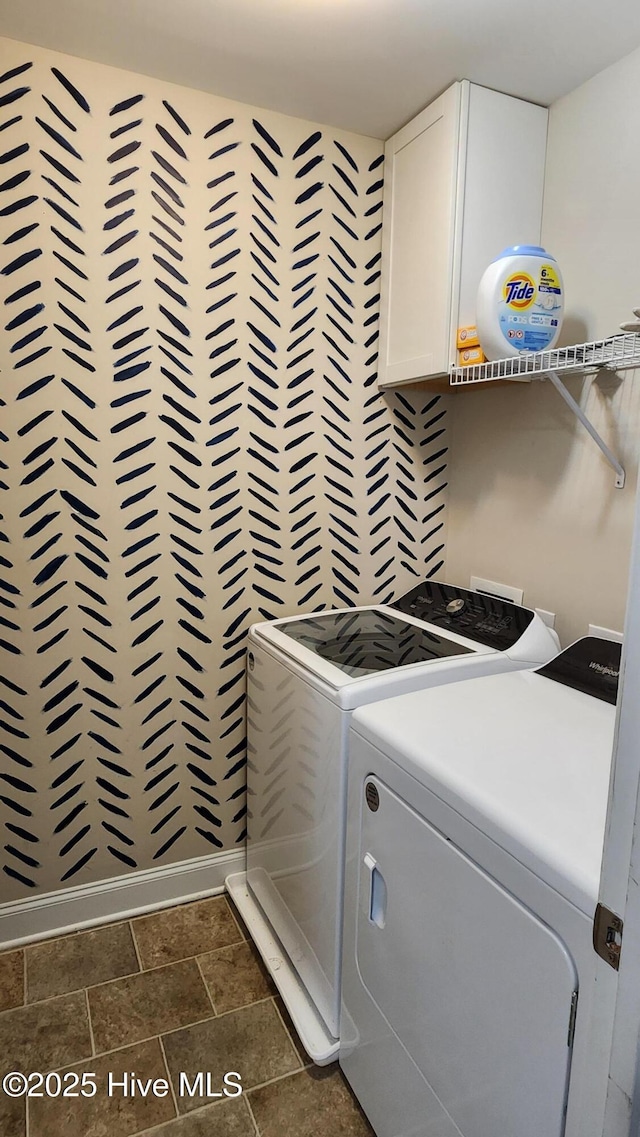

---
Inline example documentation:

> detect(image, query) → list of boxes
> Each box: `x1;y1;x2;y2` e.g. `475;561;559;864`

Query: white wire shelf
451;331;640;386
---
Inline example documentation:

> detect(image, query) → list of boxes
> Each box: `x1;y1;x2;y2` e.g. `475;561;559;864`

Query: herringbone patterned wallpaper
0;41;448;900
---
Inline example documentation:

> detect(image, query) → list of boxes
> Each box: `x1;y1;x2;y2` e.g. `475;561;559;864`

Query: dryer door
350;776;578;1137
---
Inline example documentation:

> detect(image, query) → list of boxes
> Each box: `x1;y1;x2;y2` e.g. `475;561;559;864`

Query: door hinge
593;902;624;970
567;991;579;1048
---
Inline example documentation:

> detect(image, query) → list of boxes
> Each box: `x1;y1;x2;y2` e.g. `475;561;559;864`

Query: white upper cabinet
378;81;549;388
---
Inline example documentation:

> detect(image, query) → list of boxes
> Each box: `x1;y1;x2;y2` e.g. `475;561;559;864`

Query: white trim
599;463;640;1136
226;871;339;1066
0;848;245;950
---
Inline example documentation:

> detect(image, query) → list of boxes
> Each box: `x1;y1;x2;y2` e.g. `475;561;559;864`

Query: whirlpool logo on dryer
589;661;620;678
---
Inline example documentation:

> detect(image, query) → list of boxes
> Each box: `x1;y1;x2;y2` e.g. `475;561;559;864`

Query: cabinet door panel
379;84;460;386
454;85;548;335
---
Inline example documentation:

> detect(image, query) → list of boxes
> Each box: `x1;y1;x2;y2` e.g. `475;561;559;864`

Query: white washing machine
226;580;559;1063
339;636;621;1137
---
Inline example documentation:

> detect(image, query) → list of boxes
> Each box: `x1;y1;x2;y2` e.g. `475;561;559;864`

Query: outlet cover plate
535;608;556;629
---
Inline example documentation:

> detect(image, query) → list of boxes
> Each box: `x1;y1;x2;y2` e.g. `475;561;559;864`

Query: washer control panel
390;580;534;650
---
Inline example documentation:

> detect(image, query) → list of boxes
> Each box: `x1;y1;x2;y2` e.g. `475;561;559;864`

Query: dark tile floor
0;895;375;1137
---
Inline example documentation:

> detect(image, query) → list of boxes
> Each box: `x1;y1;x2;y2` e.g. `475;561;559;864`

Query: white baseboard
0;847;246;950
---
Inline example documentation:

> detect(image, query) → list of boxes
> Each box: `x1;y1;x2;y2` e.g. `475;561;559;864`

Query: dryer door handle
364;853;387;929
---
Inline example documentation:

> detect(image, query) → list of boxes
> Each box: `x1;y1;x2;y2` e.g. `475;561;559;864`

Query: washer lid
251;605;496;704
270;608;474;678
351;660;617;915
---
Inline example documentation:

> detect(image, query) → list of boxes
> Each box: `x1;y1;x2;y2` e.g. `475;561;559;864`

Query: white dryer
226;580;559;1063
339;636;621;1137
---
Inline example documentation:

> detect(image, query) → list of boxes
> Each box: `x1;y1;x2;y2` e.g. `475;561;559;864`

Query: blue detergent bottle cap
492;245;555;262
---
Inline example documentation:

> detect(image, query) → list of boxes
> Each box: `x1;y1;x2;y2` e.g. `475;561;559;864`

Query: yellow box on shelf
456;324;480;349
457;345;486;367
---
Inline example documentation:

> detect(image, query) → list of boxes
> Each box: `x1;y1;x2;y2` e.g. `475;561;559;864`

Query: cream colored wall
0;38;450;901
444;45;640;646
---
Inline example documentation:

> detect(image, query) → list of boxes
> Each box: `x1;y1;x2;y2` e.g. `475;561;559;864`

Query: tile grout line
244;1091;262;1137
157;1033;179;1122
194;953;218;1015
225;894;250;942
24;1051;30;1137
245;1064;316;1096
124;1114;178;1137
129;918;144;972
185;992;273;1024
84;986;96;1057
23;952;30;1137
270;995;309;1071
196;939;248;966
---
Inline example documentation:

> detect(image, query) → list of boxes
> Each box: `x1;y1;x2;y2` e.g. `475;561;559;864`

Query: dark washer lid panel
390;580;534;651
274;609;473;678
536;636;622;704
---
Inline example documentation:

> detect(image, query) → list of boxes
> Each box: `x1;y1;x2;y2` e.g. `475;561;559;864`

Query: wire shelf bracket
545;370;625;489
450;332;640;489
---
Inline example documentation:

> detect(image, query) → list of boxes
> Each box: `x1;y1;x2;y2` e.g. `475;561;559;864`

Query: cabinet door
378;83;461;387
453;85;547;343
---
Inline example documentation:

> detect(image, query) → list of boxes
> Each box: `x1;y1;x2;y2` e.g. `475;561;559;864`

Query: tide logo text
503;274;536;308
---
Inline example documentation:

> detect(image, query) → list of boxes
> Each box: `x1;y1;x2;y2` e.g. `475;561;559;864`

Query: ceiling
1;0;640;138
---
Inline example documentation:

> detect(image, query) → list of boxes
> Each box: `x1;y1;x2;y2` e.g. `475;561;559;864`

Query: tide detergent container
476;245;564;361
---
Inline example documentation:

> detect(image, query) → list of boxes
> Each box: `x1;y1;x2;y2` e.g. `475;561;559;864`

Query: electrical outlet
588;624;623;643
535;608;556;629
470;576;523;604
